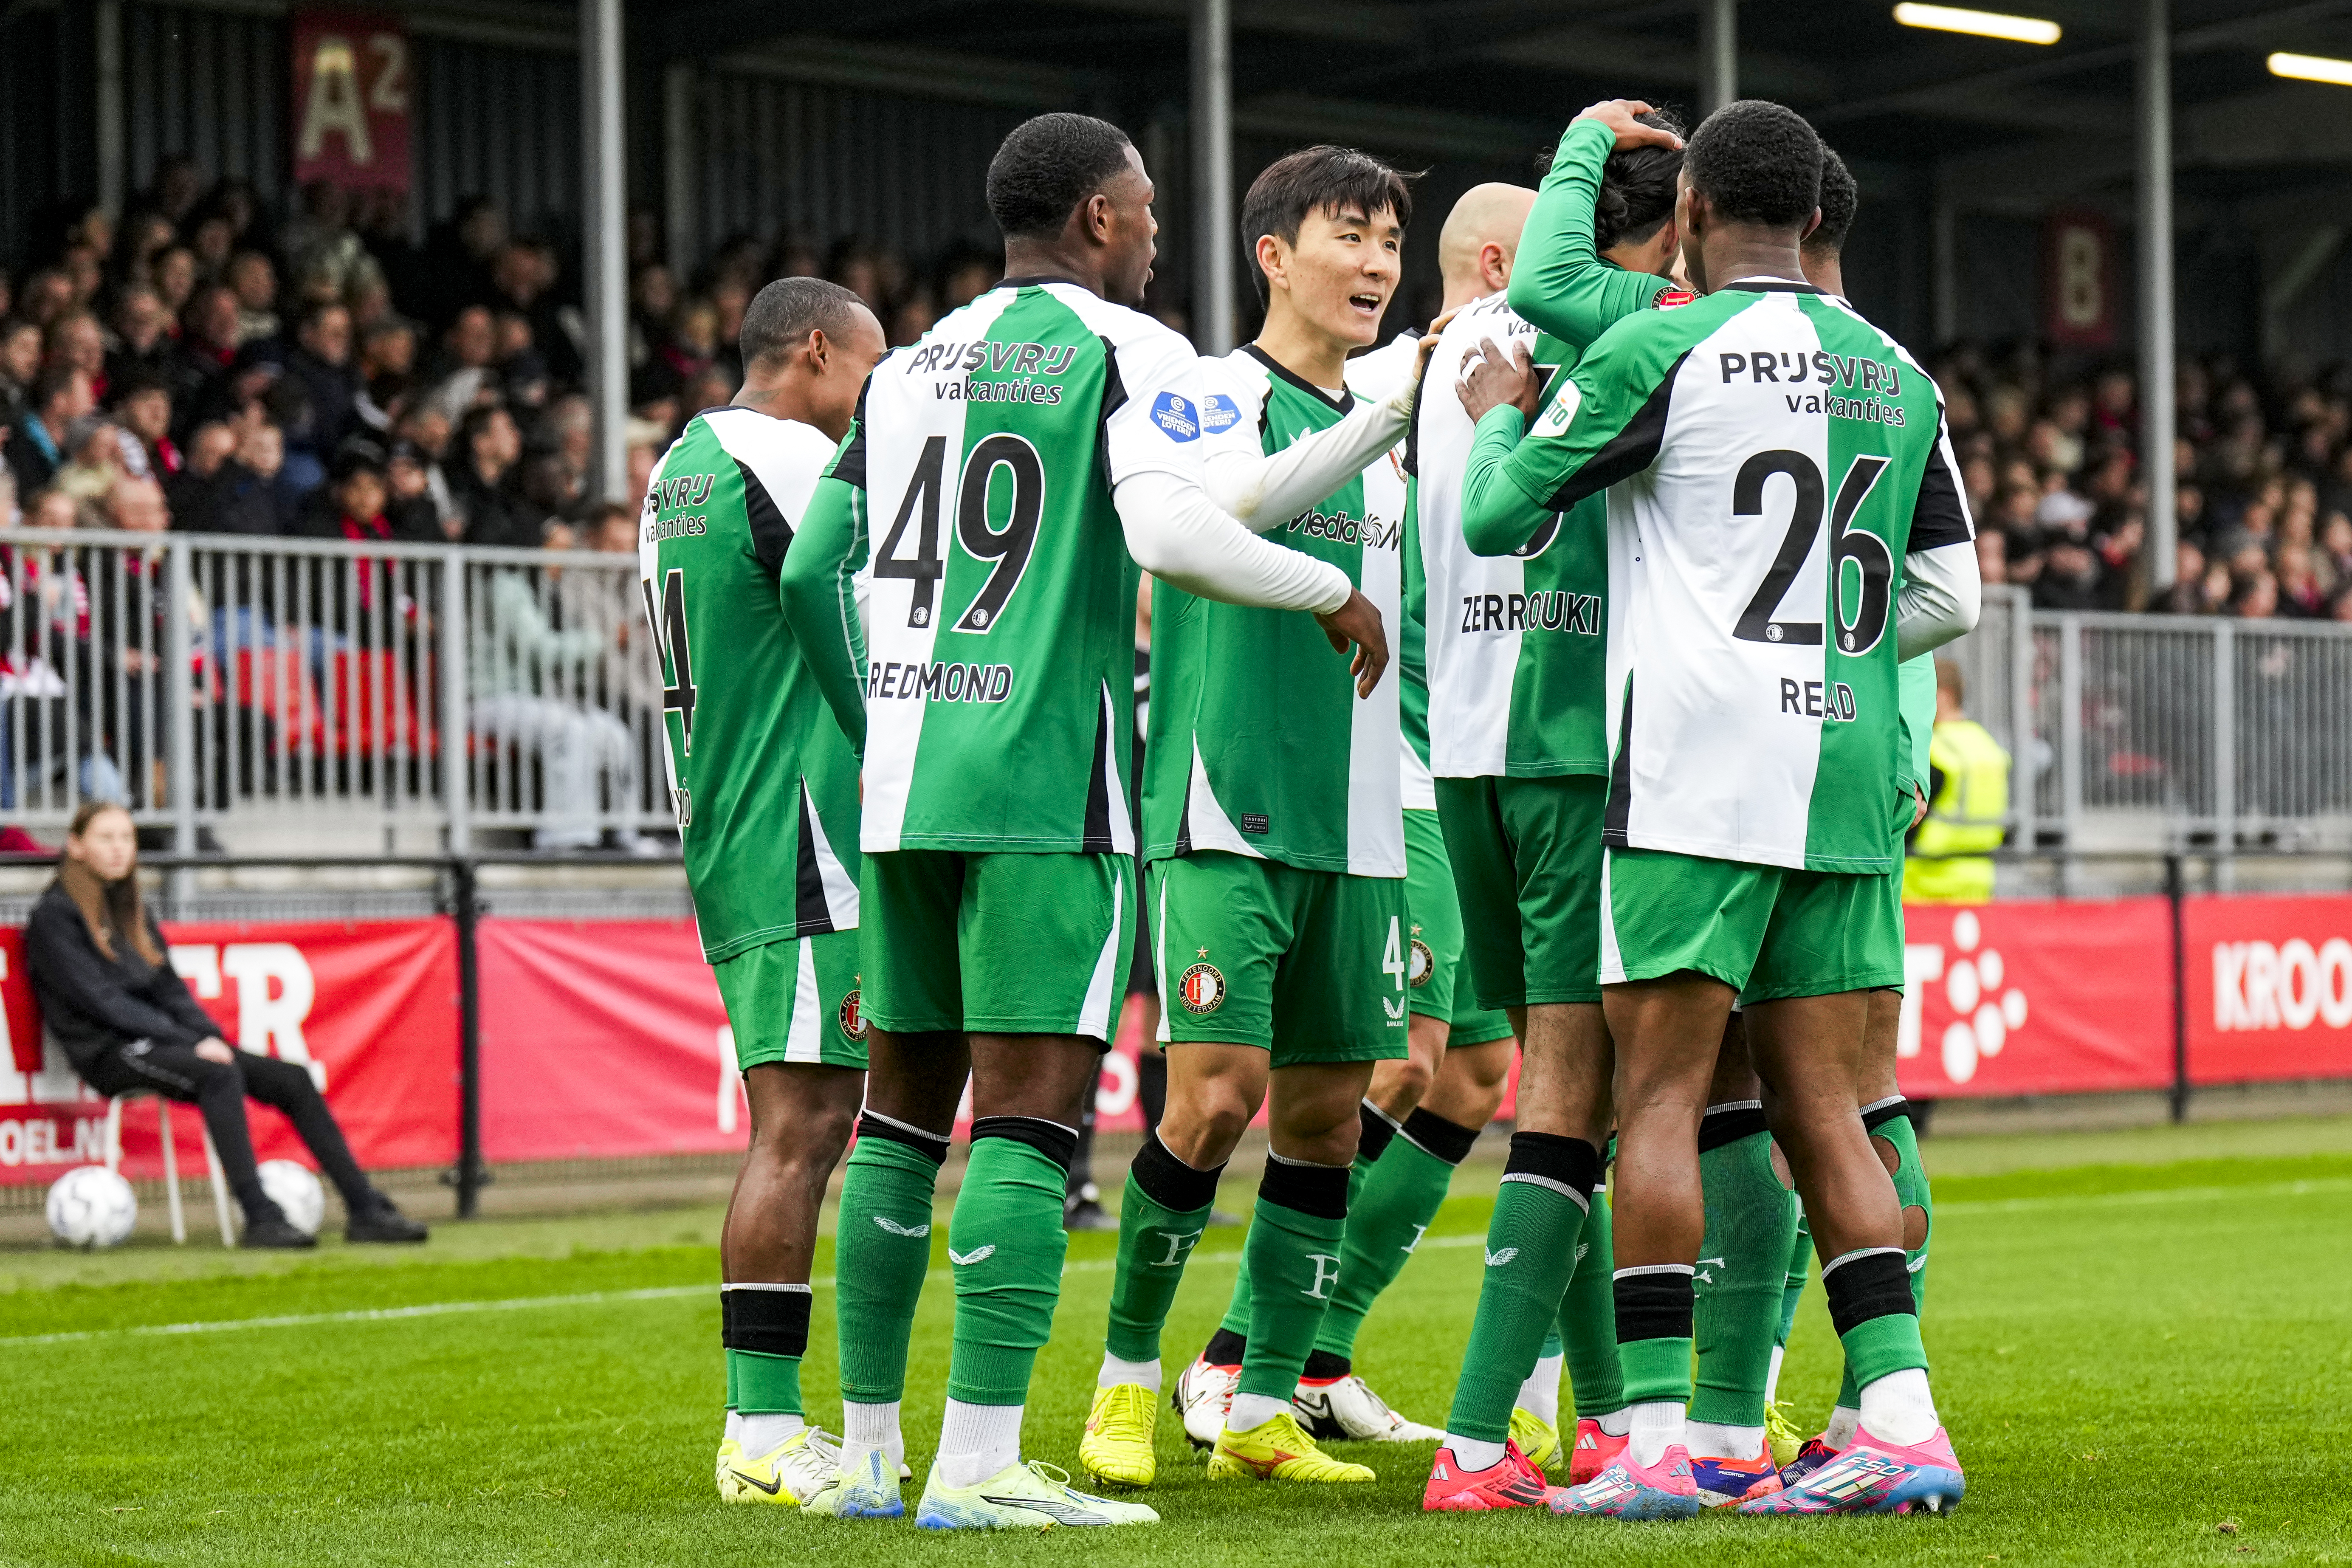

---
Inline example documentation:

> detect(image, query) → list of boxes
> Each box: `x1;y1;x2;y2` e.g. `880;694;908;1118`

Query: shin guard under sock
1690;1106;1799;1432
834;1112;948;1407
1444;1132;1599;1444
725;1283;812;1416
1314;1107;1478;1359
1614;1265;1697;1407
1104;1129;1224;1364
945;1118;1076;1408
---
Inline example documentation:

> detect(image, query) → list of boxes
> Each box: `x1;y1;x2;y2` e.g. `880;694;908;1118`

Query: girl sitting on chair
22;801;428;1248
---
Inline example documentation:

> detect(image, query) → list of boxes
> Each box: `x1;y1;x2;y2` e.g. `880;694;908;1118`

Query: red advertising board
2184;893;2352;1085
290;9;412;192
1893;897;2173;1098
0;920;458;1184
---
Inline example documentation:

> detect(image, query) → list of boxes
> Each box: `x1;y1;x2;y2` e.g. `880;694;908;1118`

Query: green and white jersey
1143;346;1405;877
640;407;860;962
1413;292;1613;779
1497;282;1972;872
828;279;1207;855
1344;333;1433;809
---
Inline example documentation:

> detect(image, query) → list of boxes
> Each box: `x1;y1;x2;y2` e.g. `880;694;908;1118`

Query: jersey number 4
875;433;1045;632
640;568;697;754
1731;450;1893;656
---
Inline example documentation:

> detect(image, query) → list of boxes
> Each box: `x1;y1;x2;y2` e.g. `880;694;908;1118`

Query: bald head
1437;183;1537;311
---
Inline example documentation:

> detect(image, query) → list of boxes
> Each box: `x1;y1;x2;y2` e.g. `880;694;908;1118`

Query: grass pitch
4;1119;2349;1567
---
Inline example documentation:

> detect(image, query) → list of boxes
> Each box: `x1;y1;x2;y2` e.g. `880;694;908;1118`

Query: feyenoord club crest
1178;961;1226;1014
1408;933;1436;988
838;987;868;1040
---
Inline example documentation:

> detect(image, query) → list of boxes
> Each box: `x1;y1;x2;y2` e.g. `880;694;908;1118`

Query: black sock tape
1258;1155;1349;1220
720;1285;736;1349
1861;1098;1913;1134
1400;1107;1480;1167
723;1287;812;1357
1301;1348;1352;1381
1203;1326;1248;1366
1357;1101;1399;1164
1697;1103;1770;1153
970;1114;1079;1172
857;1110;950;1166
1613;1270;1695;1343
1503;1130;1602;1193
1132;1128;1224;1212
1824;1249;1916;1336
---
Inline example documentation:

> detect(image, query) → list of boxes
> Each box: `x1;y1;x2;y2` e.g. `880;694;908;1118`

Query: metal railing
2;528;667;852
5;539;2350;855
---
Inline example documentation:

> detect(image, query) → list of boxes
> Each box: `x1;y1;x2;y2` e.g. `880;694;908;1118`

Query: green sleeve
1461;406;1557;557
1896;654;1937;794
776;461;871;756
1499;313;1689;517
1506;118;1675;352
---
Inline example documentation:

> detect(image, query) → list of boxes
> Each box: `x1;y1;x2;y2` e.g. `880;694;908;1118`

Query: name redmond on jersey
867;658;1014;704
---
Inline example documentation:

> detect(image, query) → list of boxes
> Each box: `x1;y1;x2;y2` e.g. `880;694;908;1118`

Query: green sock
1561;1178;1624;1419
1825;1249;1929;1396
1314;1107;1477;1359
1233;1158;1350;1402
732;1349;803;1415
1838;1103;1932;1407
1691;1118;1799;1429
833;1118;946;1406
944;1123;1072;1407
1538;1316;1565;1361
1446;1132;1600;1444
1218;1241;1256;1339
1777;1202;1813;1349
1104;1131;1223;1363
1614;1267;1696;1406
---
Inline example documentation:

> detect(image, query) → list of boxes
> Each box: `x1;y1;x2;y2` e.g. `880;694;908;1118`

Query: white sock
934;1399;1024;1489
1766;1343;1786;1403
1685;1420;1764;1461
1857;1368;1939;1447
1625;1400;1685;1469
1099;1351;1162;1392
1596;1406;1632;1438
842;1399;904;1472
724;1410;744;1442
1824;1404;1862;1450
1226;1391;1290;1432
1514;1352;1564;1427
738;1411;805;1453
1444;1434;1508;1472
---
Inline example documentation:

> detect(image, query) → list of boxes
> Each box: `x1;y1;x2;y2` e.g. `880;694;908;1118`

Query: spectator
106;284;176;390
470;534;651;852
44;310;107;402
422;305;497;425
8;366;95;496
168;283;243;434
494;310;550;409
281;302;360;463
114;376;181;482
385;438;453;541
226;250;280;345
25;801;430;1247
448;405;533;547
0;316;42;425
354;317;418;431
175;419;284;536
151;245;198;321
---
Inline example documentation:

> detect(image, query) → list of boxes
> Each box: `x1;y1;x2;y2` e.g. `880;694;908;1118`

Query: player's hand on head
1314;589;1389;700
1573;99;1682;151
1456;338;1541;424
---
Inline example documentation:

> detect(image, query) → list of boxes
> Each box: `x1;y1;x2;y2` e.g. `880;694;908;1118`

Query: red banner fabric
1893;898;2174;1098
2185;893;2352;1085
290;10;412;192
0;920;458;1185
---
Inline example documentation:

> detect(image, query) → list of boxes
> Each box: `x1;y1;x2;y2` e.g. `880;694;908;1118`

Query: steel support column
1699;0;1737;115
1191;0;1235;355
582;0;630;505
2138;0;2177;589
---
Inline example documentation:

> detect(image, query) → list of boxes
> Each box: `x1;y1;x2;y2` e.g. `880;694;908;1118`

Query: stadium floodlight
1891;4;2062;45
2268;51;2352;86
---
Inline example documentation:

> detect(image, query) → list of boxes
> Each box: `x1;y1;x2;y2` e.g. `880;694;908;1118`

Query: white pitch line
5;1179;2339;1350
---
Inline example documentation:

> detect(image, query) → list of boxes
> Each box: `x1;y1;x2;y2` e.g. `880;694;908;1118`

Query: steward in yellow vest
1905;662;2010;904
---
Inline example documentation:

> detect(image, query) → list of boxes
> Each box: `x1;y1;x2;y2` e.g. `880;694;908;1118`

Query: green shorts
1404;808;1516;1045
1433;773;1607;1010
859;849;1134;1040
713;930;868;1071
1599;848;1905;1001
1148;850;1410;1067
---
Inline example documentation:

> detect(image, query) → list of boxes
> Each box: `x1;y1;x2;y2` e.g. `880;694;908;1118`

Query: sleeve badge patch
1150;392;1201;441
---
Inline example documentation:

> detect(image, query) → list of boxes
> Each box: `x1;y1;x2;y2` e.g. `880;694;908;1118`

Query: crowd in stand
1934;343;2352;622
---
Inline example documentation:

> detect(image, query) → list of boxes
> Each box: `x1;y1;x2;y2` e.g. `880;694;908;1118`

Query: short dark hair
32;364;85;410
740;277;866;368
986;114;1135;241
1594;108;1687;253
1239;146;1415;304
1684;99;1820;230
1805;144;1858;258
